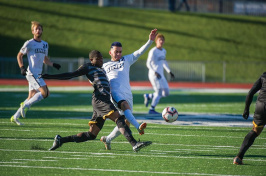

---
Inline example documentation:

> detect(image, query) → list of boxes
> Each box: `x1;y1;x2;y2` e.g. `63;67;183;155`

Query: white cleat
100;136;111;150
20;102;28;118
10;116;24;126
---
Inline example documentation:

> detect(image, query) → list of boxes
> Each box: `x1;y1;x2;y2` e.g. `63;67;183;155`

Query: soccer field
0;89;265;175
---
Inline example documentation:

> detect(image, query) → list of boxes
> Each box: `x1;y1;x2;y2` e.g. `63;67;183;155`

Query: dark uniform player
41;50;152;152
234;72;266;164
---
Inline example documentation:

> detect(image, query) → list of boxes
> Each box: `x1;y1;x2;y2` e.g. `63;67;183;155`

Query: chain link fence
1;57;265;83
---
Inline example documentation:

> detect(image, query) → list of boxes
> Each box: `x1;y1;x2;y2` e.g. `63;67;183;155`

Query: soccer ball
162;107;178;123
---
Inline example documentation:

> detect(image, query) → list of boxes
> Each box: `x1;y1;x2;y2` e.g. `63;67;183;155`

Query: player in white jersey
10;21;61;125
100;29;158;150
144;33;175;114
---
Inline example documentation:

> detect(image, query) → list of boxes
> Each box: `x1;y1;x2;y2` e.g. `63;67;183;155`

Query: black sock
116;116;137;146
237;130;258;159
61;132;96;143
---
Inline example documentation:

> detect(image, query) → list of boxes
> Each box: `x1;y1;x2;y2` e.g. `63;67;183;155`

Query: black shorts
253;100;266;127
89;95;117;130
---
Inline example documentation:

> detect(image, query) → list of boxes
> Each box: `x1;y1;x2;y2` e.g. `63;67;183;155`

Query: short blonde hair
155;33;165;41
31;21;43;31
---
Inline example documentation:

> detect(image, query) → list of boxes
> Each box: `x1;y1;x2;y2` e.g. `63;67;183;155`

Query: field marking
0;138;265;147
12;159;57;162
1;149;265;162
0;164;251;176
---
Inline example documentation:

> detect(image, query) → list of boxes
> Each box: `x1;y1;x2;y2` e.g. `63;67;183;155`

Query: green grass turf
0;119;265;176
1;89;264;175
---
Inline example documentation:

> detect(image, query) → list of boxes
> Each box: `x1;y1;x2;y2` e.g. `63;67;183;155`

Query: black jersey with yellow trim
41;63;110;96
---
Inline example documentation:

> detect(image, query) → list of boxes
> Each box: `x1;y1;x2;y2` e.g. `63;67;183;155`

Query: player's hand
170;72;175;79
39;74;49;79
149;29;158;41
242;109;249;120
20;66;27;76
155;72;161;79
53;63;61;70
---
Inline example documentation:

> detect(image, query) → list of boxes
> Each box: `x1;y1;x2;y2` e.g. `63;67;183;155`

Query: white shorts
26;74;46;91
111;91;133;115
148;72;169;90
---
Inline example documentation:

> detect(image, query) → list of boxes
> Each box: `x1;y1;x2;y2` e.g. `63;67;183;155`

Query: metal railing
1;57;265;83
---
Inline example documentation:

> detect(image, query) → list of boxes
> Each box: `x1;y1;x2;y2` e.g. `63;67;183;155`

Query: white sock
13;99;29;119
106;126;121;143
124;109;139;130
24;92;44;108
151;92;161;109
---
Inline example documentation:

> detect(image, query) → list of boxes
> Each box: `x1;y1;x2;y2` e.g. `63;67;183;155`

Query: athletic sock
24;92;44;108
106;126;121;143
61;132;96;143
124;109;139;130
116;116;137;147
237;130;258;159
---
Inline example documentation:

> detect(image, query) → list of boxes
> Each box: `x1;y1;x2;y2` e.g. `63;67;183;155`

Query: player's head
89;50;103;67
155;33;165;49
31;21;43;39
109;42;122;61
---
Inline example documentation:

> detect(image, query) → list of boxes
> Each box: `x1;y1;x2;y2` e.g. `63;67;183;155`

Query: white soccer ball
162;107;178;123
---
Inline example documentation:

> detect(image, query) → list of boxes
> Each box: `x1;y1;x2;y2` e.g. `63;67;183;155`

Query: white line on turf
1;149;265;162
0;164;251;176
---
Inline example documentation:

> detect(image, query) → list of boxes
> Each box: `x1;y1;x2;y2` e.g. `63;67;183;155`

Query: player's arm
41;65;87;80
44;56;61;70
17;52;27;76
132;29;157;60
146;50;161;79
243;76;261;119
163;60;175;79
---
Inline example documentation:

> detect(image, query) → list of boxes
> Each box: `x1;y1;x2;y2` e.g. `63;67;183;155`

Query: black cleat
49;135;62;151
133;141;152;152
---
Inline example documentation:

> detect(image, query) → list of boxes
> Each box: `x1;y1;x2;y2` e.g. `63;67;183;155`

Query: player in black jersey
40;50;151;152
233;72;266;165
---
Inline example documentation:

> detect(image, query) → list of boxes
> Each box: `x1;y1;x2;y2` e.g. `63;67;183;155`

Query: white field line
1;149;265;162
0;138;265;148
12;159;57;162
0;164;251;176
1;130;266;140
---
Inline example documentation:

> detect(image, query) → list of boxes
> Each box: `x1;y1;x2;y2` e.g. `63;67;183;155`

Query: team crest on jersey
35;48;46;54
106;62;124;73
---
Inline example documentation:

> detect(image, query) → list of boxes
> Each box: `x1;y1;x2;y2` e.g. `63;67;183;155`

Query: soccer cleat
49;135;62;151
133;141;152;152
143;94;150;107
233;156;243;165
148;109;160;114
20;102;28;118
100;136;111;150
10;116;24;126
138;122;147;135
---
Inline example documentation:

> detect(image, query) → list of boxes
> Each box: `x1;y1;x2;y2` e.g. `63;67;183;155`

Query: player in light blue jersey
100;29;158;150
10;21;61;125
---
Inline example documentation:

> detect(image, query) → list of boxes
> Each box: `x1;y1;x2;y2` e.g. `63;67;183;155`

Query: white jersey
103;39;153;102
146;47;170;76
20;39;48;75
